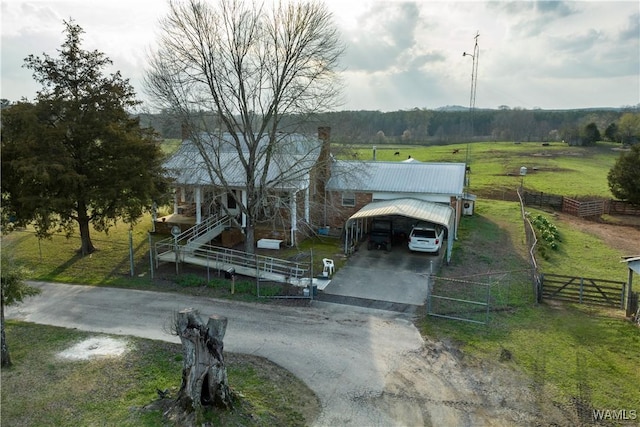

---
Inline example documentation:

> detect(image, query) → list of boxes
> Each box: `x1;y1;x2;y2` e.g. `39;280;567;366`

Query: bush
526;213;562;259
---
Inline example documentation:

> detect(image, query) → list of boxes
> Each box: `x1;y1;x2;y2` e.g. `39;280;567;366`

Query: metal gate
541;274;626;309
427;276;491;324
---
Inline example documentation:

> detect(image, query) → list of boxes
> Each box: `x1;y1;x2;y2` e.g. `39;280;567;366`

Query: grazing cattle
394;151;400;156
452;149;460;154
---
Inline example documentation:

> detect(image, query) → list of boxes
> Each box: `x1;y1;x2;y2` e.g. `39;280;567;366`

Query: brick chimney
316;126;331;208
181;123;191;141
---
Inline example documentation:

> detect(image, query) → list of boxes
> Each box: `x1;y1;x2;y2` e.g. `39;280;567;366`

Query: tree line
140;106;640;146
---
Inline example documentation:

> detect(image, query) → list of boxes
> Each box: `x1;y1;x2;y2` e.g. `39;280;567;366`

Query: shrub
526;213;562;259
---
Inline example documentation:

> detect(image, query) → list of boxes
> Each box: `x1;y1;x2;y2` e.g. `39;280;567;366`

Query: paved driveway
6;281;424;427
321;243;443;310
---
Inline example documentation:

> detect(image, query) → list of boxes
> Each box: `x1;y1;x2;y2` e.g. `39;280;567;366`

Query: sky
1;0;639;112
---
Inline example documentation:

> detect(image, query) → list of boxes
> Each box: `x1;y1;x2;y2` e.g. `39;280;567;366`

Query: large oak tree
1;20;168;255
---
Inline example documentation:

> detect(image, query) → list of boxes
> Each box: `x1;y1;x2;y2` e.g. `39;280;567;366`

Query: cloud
619;12;640;42
1;0;637;111
342;2;421;72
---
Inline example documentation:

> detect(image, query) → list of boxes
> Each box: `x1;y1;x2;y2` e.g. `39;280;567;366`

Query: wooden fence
540;273;626;309
608;200;640;216
562;197;606;217
522;192;564;210
522;191;640;218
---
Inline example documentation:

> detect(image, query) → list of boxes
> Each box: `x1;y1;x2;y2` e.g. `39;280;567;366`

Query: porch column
173;188;179;214
290;191;297;246
304;187;310;222
195;186;202;224
241;190;247;228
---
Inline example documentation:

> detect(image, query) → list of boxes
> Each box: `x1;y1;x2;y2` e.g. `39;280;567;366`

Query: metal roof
163;133;321;190
622;256;640;274
327;160;466;195
347;198;454;229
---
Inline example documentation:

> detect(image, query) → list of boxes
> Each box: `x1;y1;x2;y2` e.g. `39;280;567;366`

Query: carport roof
347;198;454;228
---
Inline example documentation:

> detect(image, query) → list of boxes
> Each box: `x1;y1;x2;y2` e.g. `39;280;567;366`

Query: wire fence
2;228;157;284
518;187;543;303
428;269;533;325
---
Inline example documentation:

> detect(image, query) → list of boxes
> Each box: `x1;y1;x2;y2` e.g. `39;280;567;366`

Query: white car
408;224;444;254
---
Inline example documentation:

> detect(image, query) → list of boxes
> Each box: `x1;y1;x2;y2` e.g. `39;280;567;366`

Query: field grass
421;200;639;417
350;141;622;198
1;322;318;426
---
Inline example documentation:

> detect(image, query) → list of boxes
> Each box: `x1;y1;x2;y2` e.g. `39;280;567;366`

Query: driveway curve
7;281;423;426
8;282;567;426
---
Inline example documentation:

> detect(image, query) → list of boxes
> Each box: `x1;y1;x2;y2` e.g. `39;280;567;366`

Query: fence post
426;275;432;315
485;283;491;324
579;277;584;303
148;232;154;280
538;273;544;303
626;268;634;317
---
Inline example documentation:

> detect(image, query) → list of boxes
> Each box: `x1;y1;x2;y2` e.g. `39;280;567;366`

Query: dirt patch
555;213;640;256
374;340;577;426
57;336;130;360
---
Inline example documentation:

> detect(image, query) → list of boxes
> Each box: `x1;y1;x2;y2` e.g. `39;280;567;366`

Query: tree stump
174;308;232;411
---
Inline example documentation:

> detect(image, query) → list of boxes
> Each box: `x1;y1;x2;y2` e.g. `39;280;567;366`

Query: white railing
187;215;231;245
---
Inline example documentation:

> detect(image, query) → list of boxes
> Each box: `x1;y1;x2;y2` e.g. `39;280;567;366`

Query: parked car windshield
412;229;436;238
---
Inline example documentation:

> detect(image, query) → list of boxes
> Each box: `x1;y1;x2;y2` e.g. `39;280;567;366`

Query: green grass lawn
422;200;639;417
1;322;318;426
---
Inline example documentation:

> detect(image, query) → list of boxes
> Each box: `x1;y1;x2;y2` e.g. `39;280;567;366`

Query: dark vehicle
367;218;393;251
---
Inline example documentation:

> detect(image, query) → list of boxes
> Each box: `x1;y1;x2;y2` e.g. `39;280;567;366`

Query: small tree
608;143;640;205
617;112;640;145
604;122;619;143
1;20;168;255
580;122;601;146
1;254;40;367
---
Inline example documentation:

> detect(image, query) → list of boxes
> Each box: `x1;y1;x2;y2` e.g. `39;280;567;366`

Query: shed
621;255;640;317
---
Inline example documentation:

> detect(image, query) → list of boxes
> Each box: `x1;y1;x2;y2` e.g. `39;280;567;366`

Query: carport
344;198;456;264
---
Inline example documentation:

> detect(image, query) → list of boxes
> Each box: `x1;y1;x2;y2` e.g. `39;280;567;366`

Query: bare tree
145;0;343;252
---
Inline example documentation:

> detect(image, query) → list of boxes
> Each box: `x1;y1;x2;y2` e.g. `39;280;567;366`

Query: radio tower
462;32;479;184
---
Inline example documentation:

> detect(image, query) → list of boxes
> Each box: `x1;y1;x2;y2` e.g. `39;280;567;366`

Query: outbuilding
325;159;469;263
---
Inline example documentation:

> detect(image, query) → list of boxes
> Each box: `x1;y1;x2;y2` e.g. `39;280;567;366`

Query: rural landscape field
3;140;639;425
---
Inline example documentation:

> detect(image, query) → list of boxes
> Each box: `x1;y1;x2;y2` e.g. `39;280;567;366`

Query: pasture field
349;141;622;198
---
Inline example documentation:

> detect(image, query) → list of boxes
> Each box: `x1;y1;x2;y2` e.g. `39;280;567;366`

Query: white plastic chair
322;258;335;277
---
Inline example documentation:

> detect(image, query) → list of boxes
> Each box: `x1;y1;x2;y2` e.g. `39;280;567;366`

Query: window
342;192;355;207
227;191;237;209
